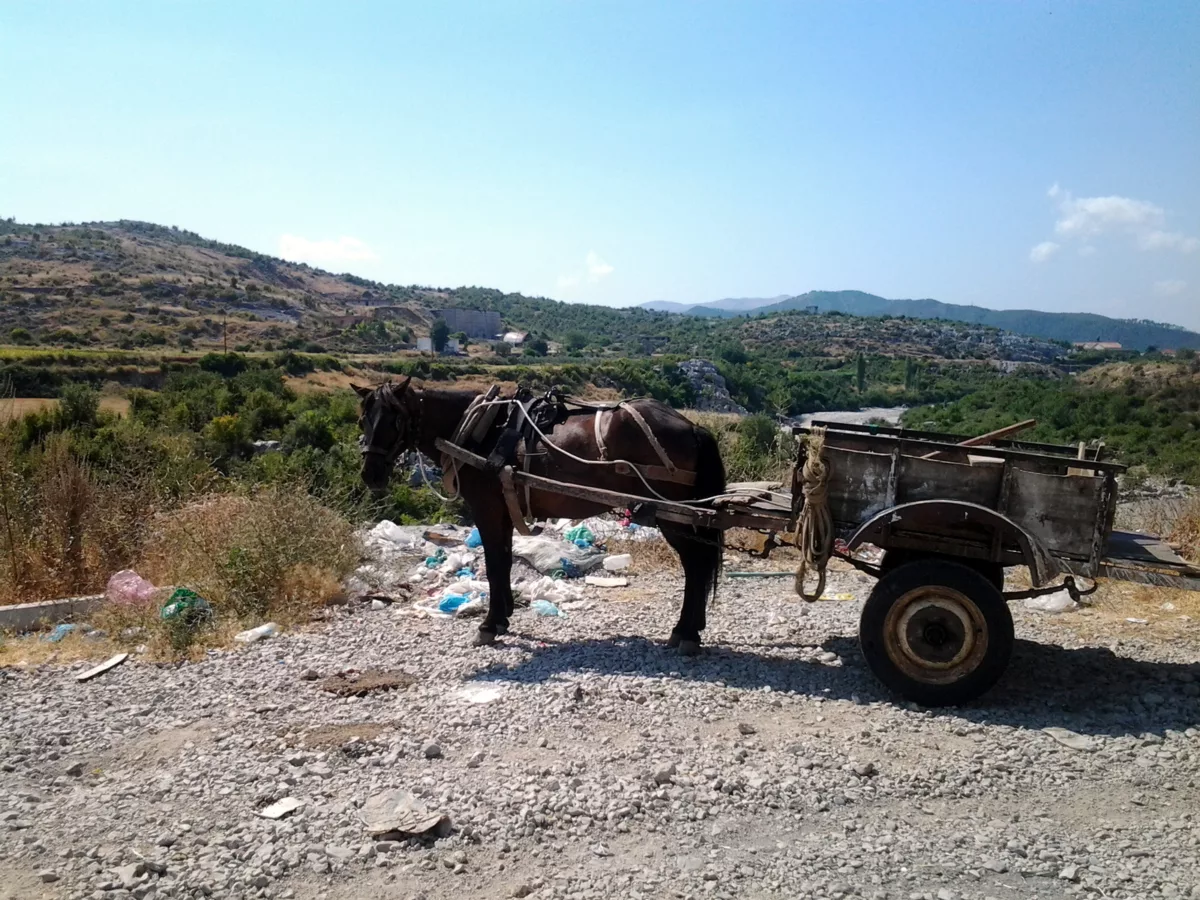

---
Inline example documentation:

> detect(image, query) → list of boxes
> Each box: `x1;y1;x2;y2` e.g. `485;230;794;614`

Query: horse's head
354;377;417;493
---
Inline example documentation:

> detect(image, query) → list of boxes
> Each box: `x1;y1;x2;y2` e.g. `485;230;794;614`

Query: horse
355;378;726;655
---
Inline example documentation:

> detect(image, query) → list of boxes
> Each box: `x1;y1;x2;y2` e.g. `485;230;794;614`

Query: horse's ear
396;375;412;394
351;383;372;398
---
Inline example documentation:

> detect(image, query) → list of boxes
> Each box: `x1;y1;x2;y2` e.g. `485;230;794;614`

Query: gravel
3;558;1200;900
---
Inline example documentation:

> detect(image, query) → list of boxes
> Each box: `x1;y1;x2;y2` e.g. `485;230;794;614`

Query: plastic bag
106;570;158;606
368;521;428;551
513;535;605;576
1024;591;1076;613
160;588;213;625
439;594;471;614
532;599;565;617
465;527;482;548
564;525;596;547
235;622;281;642
603;554;632;572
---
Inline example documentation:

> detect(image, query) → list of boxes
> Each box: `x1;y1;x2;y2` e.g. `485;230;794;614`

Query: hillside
644;289;1200;351
2;220;1066;367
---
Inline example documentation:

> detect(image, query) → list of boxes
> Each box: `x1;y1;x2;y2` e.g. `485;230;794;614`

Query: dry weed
138;486;359;625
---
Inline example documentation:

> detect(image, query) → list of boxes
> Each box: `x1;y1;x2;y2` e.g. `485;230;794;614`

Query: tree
856;352;867;393
565;331;587;352
9;327;32;344
431;318;449;352
525;338;549;357
492;341;512;358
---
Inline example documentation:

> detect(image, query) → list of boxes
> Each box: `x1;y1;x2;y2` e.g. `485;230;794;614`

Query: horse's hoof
473;630;498;647
666;633;681;649
678;640;702;657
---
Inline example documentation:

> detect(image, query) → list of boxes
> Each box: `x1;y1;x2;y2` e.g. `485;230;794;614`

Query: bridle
360;382;422;465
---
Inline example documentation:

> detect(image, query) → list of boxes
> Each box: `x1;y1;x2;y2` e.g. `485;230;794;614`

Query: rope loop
793;426;833;602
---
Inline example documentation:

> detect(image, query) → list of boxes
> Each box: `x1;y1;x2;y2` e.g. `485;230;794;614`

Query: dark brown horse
355;379;725;654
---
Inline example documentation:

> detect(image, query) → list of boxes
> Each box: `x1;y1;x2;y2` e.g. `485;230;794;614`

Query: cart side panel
896;456;1004;508
824;447;894;526
1006;468;1106;559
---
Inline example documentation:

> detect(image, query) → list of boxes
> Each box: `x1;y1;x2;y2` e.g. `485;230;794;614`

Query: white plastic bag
1023;591;1076;613
368;521;428;550
513;535;606;575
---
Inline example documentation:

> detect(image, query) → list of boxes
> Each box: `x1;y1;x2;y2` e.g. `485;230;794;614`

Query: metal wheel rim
883;586;988;686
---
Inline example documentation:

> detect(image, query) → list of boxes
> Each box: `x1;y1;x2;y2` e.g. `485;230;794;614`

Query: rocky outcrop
678;359;748;414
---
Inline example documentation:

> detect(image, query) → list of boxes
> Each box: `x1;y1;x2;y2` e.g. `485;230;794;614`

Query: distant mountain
640;290;1200;350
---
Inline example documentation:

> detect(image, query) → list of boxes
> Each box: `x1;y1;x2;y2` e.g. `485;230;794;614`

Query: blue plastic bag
465;527;482;548
455;567;474;578
531;599;565;617
439;594;471;613
45;623;76;643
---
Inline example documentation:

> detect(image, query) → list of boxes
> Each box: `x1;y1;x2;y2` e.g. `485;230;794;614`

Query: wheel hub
883;586;988;685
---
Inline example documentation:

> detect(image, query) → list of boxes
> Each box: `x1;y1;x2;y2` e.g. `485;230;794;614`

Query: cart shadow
467;633;1200;738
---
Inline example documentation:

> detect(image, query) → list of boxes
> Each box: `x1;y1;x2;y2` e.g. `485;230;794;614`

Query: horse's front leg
473;503;514;647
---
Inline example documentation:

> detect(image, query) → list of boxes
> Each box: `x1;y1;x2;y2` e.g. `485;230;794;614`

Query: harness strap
594;409;609;460
619;401;678;474
499;465;534;536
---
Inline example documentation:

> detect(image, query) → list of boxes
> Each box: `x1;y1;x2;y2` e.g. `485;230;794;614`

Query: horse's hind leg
663;526;717;656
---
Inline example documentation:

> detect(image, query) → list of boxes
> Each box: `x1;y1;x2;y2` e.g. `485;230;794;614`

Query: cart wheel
881;550;1004;591
860;559;1013;707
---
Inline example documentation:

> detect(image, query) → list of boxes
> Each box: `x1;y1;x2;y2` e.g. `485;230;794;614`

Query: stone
424;743;443;760
738;723;757;736
1059;864;1081;882
65;762;84;777
37;871;59;884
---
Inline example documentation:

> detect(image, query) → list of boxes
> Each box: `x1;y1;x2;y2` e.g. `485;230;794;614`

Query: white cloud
1154;279;1187;297
556;274;581;289
278;234;377;264
1054;194;1164;237
1029;241;1060;263
1036;185;1199;258
585;250;614;282
1139;230;1200;254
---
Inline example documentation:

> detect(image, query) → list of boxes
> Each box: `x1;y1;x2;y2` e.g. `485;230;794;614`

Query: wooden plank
1006;468;1106;558
921;419;1037;460
821;447;895;526
76;653;128;683
1094;564;1200;592
896;456;1004;507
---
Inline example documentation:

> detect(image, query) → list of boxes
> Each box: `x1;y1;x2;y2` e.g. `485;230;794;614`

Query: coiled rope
793;426;833;602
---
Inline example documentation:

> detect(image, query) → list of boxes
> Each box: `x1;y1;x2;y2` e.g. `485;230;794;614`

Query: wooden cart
792;421;1200;705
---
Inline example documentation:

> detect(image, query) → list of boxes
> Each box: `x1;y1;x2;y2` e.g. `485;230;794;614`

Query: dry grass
0;396;129;422
138;487;359;624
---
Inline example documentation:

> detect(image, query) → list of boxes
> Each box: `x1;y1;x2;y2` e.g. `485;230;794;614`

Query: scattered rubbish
368;521;428;550
602;554;632;572
728;571;794;578
424;526;467;547
438;594;472;614
320;669;417;697
584;575;628;588
105;570;158;606
1163;602;1177;611
1126;617;1149;625
532;599;565;617
819;593;857;602
234;622;281;643
425;549;447;569
459;685;502;704
371;599;388;610
564;524;596;547
454;567;474;578
520;576;583;606
513;535;605;577
160;588;213;625
1024;591;1077;613
76;653;129;683
1042;727;1100;752
465;527;482;548
258;797;304;820
45;623;77;643
359;789;450;838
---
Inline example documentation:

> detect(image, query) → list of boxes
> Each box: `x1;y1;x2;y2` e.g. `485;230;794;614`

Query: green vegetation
905;360;1200;483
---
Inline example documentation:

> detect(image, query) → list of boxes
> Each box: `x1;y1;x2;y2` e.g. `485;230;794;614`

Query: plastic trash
45;623;76;642
106;569;158;606
368;521;428;550
1023;591;1076;613
513;535;606;576
585;575;628;588
234;622;281;643
160;588;213;625
438;594;471;614
425;548;447;569
564;525;595;547
532;599;565;617
602;554;632;572
465;527;482;548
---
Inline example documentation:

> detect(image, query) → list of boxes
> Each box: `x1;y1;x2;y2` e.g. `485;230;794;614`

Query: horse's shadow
466;632;1200;740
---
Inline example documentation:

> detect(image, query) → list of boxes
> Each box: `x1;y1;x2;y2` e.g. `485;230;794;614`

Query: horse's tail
691;423;726;604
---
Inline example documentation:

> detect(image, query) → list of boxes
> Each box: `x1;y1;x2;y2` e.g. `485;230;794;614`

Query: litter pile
349;514;658;619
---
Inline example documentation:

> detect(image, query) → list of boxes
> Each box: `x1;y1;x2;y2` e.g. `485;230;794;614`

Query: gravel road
3;560;1200;900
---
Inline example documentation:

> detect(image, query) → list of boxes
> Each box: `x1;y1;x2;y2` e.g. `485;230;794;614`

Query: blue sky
2;1;1198;328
